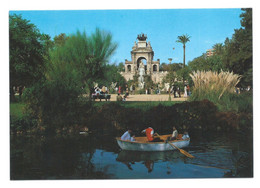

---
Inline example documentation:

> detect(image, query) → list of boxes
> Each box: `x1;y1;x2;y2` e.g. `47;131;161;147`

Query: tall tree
48;29;117;97
176;34;191;68
26;29;118;130
9;14;50;101
222;8;252;87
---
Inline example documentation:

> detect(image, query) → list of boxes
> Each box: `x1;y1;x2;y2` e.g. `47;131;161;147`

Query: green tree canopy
48;29;118;95
98;63;126;91
9;14;50;101
222;8;252;87
25;29;118;131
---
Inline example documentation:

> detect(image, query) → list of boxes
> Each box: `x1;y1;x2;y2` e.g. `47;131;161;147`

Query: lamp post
167;48;175;101
168;58;172;64
167;58;173;101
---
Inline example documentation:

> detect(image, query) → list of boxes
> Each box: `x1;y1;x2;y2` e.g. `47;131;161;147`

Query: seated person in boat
130;134;136;142
141;127;163;142
182;131;189;140
167;126;178;141
121;129;135;141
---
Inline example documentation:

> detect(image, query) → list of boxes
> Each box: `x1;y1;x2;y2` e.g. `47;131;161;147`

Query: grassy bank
10;101;183;120
93;101;182;110
10;102;26;118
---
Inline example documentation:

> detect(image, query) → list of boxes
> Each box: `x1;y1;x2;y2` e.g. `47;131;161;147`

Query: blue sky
10;9;243;65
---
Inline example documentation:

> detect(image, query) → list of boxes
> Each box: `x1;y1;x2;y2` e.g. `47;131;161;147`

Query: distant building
206;49;215;57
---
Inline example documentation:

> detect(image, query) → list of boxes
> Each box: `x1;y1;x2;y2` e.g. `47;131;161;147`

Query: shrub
190;70;241;100
87;100;222;134
23;79;93;134
10;115;38;134
189;70;251;112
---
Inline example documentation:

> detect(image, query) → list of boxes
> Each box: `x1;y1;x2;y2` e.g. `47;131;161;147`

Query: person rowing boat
141;127;164;142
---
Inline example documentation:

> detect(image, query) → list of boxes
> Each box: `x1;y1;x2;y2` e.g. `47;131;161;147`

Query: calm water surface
10;131;253;179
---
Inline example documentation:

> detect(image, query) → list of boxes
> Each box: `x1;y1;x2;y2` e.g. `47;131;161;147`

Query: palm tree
176;34;191;68
213;43;224;55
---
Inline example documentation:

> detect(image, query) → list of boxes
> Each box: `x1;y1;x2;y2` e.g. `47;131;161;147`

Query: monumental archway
121;33;167;84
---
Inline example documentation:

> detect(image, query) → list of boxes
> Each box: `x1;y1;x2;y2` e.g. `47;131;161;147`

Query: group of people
170;85;181;98
170;85;191;98
184;85;191;97
120;126;189;142
116;84;130;101
116;93;127;101
94;85;109;95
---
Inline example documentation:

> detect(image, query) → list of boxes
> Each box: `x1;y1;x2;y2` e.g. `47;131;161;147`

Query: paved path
106;94;188;102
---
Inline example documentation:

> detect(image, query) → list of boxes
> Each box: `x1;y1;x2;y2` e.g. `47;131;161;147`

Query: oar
155;133;195;159
167;141;195;158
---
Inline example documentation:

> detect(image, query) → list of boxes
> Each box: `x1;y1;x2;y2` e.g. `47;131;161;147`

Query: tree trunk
183;45;186;68
183;45;186;86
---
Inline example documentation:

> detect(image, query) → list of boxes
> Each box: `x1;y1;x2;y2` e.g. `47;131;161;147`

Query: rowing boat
116;134;190;151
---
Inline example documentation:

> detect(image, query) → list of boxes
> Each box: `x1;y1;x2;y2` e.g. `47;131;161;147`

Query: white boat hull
116;137;190;151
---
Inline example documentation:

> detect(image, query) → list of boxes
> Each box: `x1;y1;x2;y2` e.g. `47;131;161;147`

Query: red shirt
145;127;154;141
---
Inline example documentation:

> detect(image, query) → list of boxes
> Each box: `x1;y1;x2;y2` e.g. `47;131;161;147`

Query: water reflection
116;150;183;173
10;130;253;179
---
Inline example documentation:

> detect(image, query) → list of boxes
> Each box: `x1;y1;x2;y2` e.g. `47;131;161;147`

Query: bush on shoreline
10;98;252;136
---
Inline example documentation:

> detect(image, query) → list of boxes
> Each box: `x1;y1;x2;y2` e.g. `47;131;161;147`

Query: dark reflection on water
10;131;253;180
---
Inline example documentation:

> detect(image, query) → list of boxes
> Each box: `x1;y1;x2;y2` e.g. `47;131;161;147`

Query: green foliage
87;99;248;134
132;72;139;88
240;8;252;31
48;29;118;93
10;101;37;134
53;33;68;47
10;115;38;134
9;14;50;101
188;55;208;71
160;63;182;71
188;54;226;73
163;71;176;86
23;29;118;134
143;74;154;89
10;102;26;119
23;80;93;134
176;66;191;83
176;34;191;46
98;63;126;92
117;62;125;72
223;24;252;87
159;62;167;71
213;43;224;55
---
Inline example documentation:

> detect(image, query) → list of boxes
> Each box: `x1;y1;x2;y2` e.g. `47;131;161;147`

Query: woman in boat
141;127;163;142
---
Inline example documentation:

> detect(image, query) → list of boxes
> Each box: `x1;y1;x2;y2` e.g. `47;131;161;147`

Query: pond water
10;131;253;180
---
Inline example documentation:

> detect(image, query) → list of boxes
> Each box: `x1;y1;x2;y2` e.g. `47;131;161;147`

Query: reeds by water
190;70;242;100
